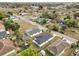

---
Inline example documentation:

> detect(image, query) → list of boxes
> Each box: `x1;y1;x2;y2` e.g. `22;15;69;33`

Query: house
47;39;70;56
62;37;78;45
0;30;7;39
24;28;42;37
0;22;8;39
34;18;51;25
59;20;67;30
0;39;15;56
33;33;53;47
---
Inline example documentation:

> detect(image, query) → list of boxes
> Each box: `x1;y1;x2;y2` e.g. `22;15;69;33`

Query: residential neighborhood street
0;2;79;56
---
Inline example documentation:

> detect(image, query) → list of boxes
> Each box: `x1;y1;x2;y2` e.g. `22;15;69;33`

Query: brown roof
0;39;15;55
47;39;70;55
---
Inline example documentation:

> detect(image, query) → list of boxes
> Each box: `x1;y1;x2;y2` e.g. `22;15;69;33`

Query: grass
64;28;79;40
45;49;54;56
18;42;41;56
14;20;34;33
18;45;41;56
61;48;74;56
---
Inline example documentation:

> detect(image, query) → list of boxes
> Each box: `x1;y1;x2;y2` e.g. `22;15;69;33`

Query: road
15;15;78;44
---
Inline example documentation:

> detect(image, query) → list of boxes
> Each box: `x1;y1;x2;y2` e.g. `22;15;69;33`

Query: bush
52;24;59;31
65;18;78;28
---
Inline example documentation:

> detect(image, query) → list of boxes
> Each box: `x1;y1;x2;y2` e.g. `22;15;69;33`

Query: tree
7;11;13;15
14;30;22;40
52;24;59;31
65;18;78;27
50;11;60;22
40;12;50;18
4;20;13;30
41;19;47;25
66;15;71;19
76;41;79;48
11;23;20;31
38;5;43;10
71;43;76;50
0;16;3;20
0;10;7;20
4;20;20;31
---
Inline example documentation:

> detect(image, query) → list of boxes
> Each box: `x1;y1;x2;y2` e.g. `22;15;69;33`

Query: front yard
14;20;35;33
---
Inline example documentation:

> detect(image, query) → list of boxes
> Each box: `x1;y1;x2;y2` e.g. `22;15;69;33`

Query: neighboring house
0;39;15;56
34;18;51;25
62;37;78;45
0;22;8;39
24;28;42;37
47;39;70;56
0;30;7;39
33;33;53;47
59;20;67;29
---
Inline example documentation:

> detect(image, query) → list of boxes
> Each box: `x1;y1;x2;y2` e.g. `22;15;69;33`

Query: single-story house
0;22;8;39
33;33;53;47
0;39;15;56
0;30;7;39
24;28;42;37
62;37;78;45
47;39;70;56
34;18;51;25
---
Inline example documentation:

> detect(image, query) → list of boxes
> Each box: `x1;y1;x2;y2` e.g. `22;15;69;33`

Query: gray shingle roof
25;28;41;36
47;39;70;55
35;33;52;45
0;31;7;39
